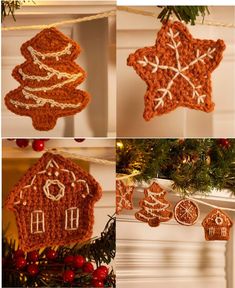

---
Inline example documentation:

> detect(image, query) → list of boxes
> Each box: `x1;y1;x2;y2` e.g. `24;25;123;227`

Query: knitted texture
202;208;233;241
4;152;102;252
116;180;134;214
174;199;199;226
127;21;225;120
5;27;90;131
135;182;172;227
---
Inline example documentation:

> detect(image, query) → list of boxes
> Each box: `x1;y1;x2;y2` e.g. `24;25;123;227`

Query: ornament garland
116;139;235;196
2;216;115;287
116;180;234;241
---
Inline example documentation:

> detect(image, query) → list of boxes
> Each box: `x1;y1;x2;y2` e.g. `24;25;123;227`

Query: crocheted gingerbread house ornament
116;180;134;214
135;182;173;227
4;152;102;252
5;27;90;131
202;208;233;241
127;21;225;121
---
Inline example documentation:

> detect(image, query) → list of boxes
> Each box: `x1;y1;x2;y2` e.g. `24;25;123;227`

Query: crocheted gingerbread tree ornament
5;27;90;131
4;152;102;252
116;180;134;214
127;21;225;120
135;182;173;227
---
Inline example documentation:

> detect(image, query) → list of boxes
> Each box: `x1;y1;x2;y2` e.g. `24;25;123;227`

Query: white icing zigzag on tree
10;43;83;110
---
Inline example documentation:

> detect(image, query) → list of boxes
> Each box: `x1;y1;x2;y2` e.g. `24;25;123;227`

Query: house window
208;227;215;236
31;210;45;234
65;207;79;230
221;227;227;237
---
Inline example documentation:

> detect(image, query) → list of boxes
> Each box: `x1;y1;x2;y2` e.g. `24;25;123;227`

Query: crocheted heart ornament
127;21;225;120
5;27;90;131
4;152;102;252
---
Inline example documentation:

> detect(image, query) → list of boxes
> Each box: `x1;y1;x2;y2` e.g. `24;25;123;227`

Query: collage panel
116;138;235;288
1;1;235;288
2;138;116;287
117;6;235;137
2;1;116;137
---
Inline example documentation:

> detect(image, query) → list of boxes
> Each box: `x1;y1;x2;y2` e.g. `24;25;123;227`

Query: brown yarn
5;27;90;131
135;182;172;227
202;208;233;241
116;180;134;214
174;199;199;226
127;21;226;120
4;152;102;252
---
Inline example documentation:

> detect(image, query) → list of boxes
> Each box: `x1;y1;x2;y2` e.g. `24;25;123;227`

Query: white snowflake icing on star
137;28;216;110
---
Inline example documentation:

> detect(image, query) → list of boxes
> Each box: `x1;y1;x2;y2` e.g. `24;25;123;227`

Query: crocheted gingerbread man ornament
135;182;173;227
4;152;102;252
5;27;90;131
127;21;225;120
116;180;134;214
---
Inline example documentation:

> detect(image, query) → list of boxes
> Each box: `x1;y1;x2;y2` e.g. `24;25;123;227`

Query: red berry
27;264;39;276
14;249;25;258
218;138;230;148
97;265;109;276
15;257;27;269
32;140;45;152
64;255;74;265
82;262;94;273
91;279;104;287
27;251;39;262
74;138;85;143
45;249;57;260
73;255;85;268
16;139;29;148
63;270;75;283
93;268;107;281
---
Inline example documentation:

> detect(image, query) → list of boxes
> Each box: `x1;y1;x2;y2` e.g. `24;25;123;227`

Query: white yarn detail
24;74;81;92
137;27;216;110
27;43;72;60
10;89;81;110
43;179;65;201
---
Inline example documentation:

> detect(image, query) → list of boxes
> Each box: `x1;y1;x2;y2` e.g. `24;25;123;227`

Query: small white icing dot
48;172;52;176
55;171;59;177
33;186;37;190
23;201;27;206
82;194;86;198
71;183;75;187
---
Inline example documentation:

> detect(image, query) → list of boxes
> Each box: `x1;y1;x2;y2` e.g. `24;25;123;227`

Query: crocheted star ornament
127;21;225;120
116;180;134;214
5;27;90;131
4;152;102;252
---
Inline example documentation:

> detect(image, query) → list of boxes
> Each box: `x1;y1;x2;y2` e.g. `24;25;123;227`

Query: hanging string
118;6;235;28
116;171;141;180
187;197;235;212
2;10;116;31
46;148;115;166
2;6;235;31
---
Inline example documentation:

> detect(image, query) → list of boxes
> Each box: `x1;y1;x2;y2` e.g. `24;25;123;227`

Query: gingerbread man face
128;21;225;120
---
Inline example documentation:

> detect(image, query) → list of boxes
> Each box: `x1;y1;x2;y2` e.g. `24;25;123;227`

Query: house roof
4;152;102;211
202;208;233;228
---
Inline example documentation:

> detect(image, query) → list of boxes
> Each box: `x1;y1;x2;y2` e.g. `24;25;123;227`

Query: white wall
117;6;235;137
2;1;116;137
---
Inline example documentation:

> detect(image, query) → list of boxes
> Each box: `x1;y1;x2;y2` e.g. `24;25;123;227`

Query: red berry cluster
14;249;40;277
62;254;109;287
8;139;49;151
217;138;231;149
